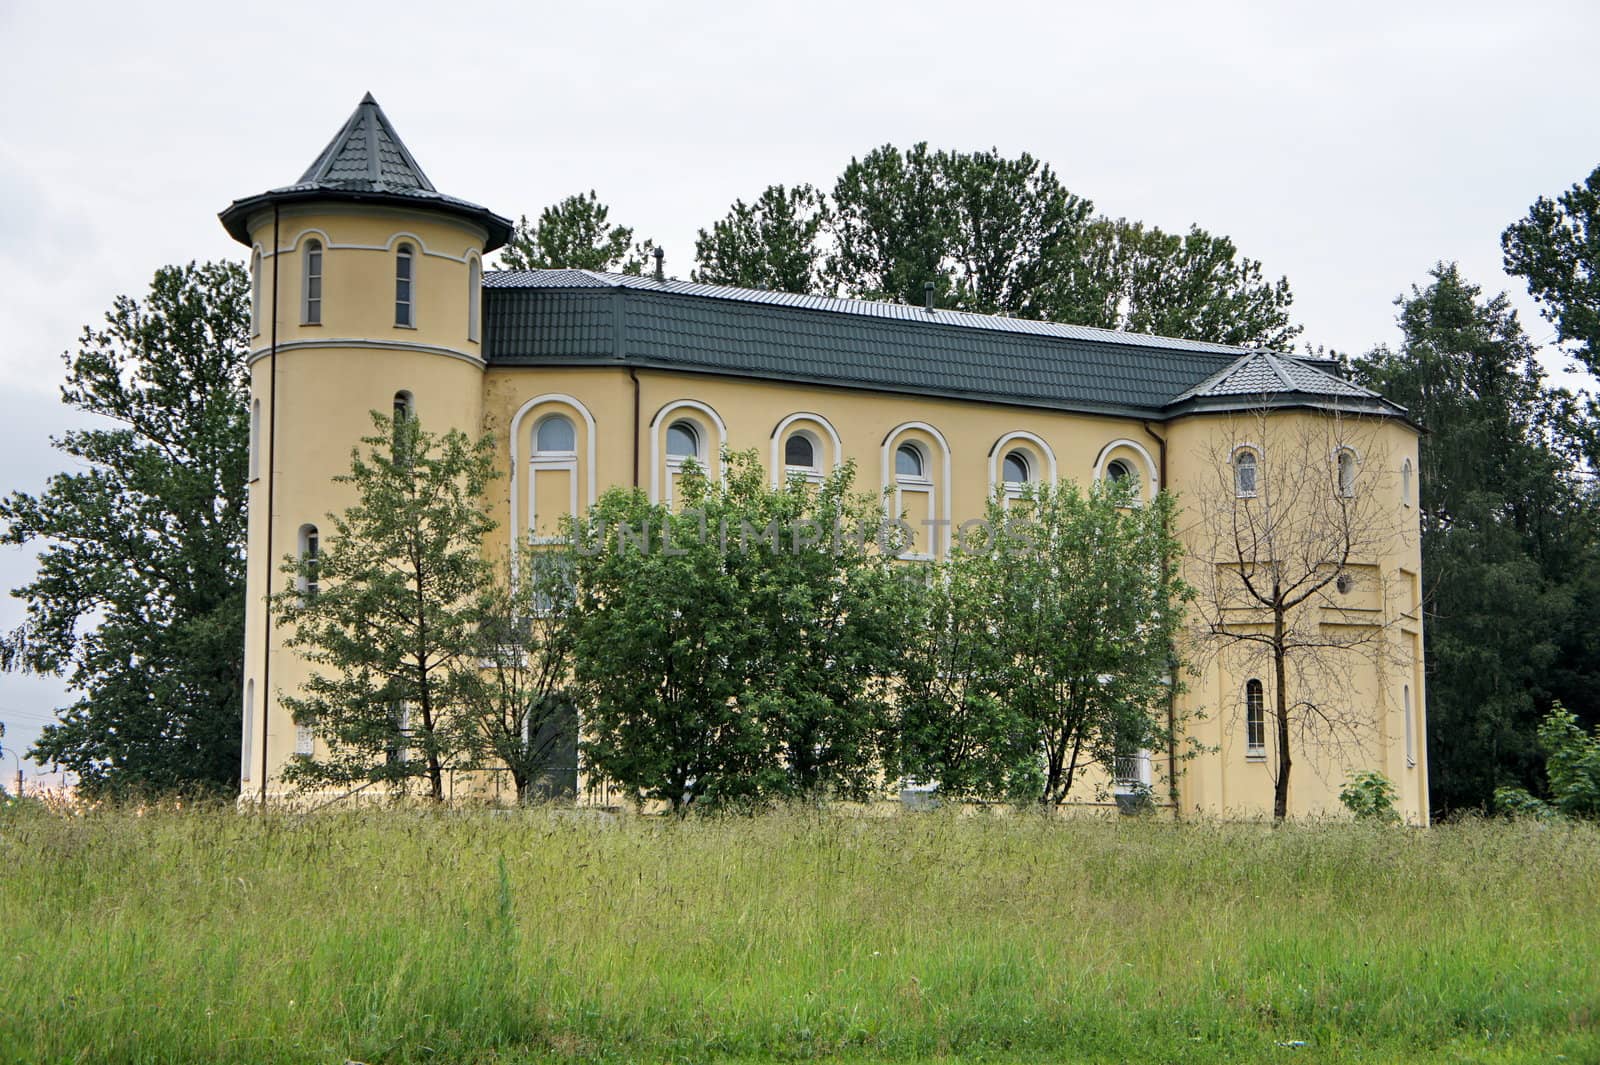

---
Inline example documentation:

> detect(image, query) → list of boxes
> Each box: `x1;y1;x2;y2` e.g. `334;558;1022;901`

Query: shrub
1339;769;1400;822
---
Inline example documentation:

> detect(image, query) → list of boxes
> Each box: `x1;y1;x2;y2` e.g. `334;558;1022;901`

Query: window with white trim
896;443;924;479
297;524;320;603
1234;449;1258;498
1401;459;1413;507
303;239;323;325
1002;449;1031;486
892;441;934;560
467;255;482;343
241;680;254;781
531;413;579;542
1246;679;1266;759
395;243;415;327
249;399;261;481
250;249;262;337
1337;449;1357;498
295;720;314;757
386;702;410;765
663;419;705;507
1404;684;1415;768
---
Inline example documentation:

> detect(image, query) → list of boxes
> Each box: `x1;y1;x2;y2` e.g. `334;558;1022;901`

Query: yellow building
221;95;1428;821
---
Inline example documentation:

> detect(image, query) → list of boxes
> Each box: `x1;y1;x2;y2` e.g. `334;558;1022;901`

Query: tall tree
1058;219;1301;348
1503;164;1600;374
940;148;1095;317
701;143;1296;346
273;412;498;801
464;545;579;804
1352;264;1597;814
569;453;906;809
692;183;829;293
498;190;656;274
0;262;250;797
826;142;954;306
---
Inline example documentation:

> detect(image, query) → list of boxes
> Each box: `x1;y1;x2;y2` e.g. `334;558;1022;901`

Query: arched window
1401;459;1413;507
303;239;323;325
785;432;817;471
393;391;413;423
1337;449;1357;498
1105;458;1137;489
536;413;576;453
250;249;262;337
1404;684;1415;768
298;524;320;602
1234;449;1258;498
467;255;482;343
1002;449;1031;485
530;413;580;543
896;443;925;479
249;399;261;481
1246;679;1266;759
241;679;254;782
666;420;701;461
395;243;415;327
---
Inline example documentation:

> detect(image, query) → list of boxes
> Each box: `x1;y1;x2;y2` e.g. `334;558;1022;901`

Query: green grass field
0;803;1595;1064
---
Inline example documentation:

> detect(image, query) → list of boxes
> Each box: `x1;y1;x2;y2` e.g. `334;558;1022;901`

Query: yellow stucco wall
241;201;1428;822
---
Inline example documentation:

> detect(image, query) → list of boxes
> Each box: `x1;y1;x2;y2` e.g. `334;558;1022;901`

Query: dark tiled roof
219;94;512;250
484;270;1409;420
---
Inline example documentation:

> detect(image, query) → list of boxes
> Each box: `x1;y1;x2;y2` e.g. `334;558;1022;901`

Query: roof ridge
1264;352;1299;391
485;268;1266;358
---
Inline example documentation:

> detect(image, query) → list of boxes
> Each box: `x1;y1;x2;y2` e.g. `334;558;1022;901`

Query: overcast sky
1;0;1597;781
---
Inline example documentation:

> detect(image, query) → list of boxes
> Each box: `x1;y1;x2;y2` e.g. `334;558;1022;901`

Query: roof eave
218;188;513;251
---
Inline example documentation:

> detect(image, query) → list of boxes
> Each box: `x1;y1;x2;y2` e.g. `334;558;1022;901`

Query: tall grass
1;804;1596;1063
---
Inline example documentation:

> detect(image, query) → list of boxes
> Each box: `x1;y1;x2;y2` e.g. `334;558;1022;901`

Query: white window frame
769;412;841;486
250;248;263;338
990;430;1059;501
294;721;314;757
650;400;727;506
241;679;254;782
530;413;580;545
1091;438;1158;502
297;523;320;603
467;254;482;343
302;239;323;325
1404;684;1416;768
1245;679;1266;760
1401;458;1413;507
1232;446;1260;499
1335;447;1358;498
395;243;415;328
882;422;952;561
249;398;261;482
508;395;599;577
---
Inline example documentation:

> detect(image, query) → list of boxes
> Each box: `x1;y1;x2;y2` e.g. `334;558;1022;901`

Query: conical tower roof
220;94;511;250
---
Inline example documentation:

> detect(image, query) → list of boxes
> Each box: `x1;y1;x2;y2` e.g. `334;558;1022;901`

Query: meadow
0;803;1595;1064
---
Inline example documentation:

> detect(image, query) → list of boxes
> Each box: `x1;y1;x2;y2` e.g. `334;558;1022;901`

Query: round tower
219;93;512;800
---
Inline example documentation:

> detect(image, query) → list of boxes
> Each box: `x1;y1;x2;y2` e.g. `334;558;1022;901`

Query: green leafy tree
499;190;656;274
692;184;829;293
975;480;1189;805
826;143;954;306
567;473;766;811
890;556;1033;801
464;546;578;804
1;262;249;797
569;452;905;809
273;412;498;801
1494;703;1600;819
939;148;1094;317
1503;164;1600;374
1352;264;1596;814
1057;219;1301;348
